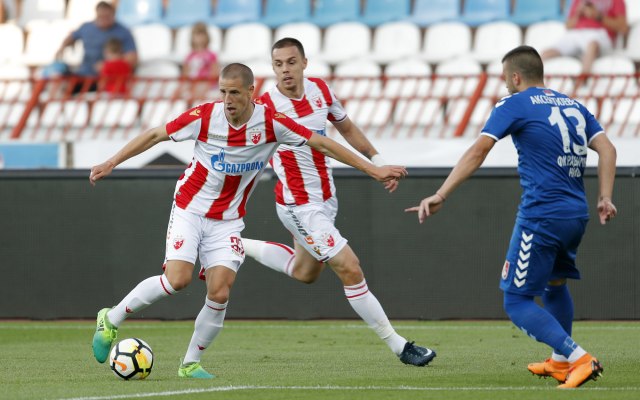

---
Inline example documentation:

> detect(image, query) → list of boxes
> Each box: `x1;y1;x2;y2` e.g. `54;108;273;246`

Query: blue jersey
481;87;604;219
72;22;137;76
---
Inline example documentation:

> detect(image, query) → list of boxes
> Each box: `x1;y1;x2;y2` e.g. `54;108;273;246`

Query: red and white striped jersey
259;78;347;206
166;101;312;220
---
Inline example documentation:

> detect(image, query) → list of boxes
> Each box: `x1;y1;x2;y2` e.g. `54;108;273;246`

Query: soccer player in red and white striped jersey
242;38;436;366
88;63;407;378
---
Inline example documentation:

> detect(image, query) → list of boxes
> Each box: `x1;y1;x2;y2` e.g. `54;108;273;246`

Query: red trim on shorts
175;161;208;209
311;148;332;201
206;174;242;219
279;150;308;205
266;241;295;255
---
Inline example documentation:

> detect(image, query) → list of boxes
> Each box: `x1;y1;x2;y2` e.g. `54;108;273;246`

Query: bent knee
166;273;192;291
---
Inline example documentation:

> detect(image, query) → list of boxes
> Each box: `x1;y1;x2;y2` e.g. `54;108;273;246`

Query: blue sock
503;292;578;358
542;284;573;336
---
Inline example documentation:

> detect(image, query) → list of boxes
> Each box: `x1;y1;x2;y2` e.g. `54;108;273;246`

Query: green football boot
92;308;117;363
178;362;215;379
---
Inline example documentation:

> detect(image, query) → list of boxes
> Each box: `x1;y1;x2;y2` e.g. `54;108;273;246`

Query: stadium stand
208;0;261;29
360;0;411;27
162;0;213;29
274;22;322;58
421;21;472;63
310;0;360;27
408;0;460;27
460;0;511;26
115;0;163;27
509;0;563;26
1;0;639;143
261;0;312;28
18;0;66;28
368;21;421;64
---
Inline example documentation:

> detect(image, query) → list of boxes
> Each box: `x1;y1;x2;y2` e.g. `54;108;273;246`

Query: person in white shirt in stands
242;38;436;367
88;63;407;379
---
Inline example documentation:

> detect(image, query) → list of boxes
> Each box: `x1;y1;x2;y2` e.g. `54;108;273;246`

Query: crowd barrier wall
1;167;638;320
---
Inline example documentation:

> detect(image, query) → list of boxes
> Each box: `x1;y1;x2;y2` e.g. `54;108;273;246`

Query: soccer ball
109;338;154;380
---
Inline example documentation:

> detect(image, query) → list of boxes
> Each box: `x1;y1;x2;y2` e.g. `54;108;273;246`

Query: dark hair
272;37;306;58
96;1;115;12
220;63;254;87
104;37;123;53
502;46;544;82
501;45;544;82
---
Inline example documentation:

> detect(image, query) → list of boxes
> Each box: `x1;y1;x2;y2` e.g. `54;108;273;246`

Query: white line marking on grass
53;385;640;400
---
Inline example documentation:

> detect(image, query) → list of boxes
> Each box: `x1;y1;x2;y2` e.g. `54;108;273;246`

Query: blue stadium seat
359;0;410;27
510;0;562;26
310;0;360;28
407;0;460;27
261;0;312;28
208;0;261;29
163;0;213;28
460;0;510;26
116;0;163;27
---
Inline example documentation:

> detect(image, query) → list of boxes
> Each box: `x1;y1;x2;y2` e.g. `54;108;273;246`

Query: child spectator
99;38;133;95
182;22;219;80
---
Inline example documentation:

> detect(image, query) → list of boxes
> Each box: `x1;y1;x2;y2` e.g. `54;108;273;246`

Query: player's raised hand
371;165;407;183
404;193;446;224
89;160;116;186
597;196;617;225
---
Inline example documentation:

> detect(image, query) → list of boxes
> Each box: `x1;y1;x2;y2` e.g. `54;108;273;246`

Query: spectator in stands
54;1;137;92
182;22;219;100
182;22;219;80
542;0;628;75
0;0;18;23
98;38;133;95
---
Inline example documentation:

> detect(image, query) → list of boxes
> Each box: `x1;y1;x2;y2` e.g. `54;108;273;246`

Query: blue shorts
499;217;588;296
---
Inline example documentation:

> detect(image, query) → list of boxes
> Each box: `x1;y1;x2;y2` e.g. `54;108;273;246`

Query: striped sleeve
166;103;214;142
267;107;312;146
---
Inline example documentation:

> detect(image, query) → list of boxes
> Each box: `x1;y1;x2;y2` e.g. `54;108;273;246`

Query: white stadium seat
40;100;89;128
66;0;102;28
220;23;272;63
318;22;371;65
132;24;173;63
433;57;482;97
544;56;582;95
383;59;432;99
0;24;25;65
368;21;421;64
91;99;139;127
581;55;637;97
141;100;188;129
471;21;523;64
333;59;382;99
625;23;640;62
524;21;566;54
22;21;73;66
19;0;65;28
421;22;471;63
274;23;322;59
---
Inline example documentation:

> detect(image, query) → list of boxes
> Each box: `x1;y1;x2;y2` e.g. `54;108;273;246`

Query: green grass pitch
1;320;639;400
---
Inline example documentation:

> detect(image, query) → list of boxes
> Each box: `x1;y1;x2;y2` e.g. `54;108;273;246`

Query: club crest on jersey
250;130;262;144
312;96;322;108
501;260;510;280
173;235;185;250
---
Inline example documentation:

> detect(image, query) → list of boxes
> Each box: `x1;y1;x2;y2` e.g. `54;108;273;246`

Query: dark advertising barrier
1;168;637;320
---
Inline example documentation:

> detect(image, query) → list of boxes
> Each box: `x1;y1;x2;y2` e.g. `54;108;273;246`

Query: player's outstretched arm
405;135;495;223
89;126;169;186
333;117;398;193
589;133;617;224
306;132;407;182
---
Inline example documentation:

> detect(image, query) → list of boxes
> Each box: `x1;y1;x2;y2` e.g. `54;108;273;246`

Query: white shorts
551;29;613;57
276;197;348;262
164;203;245;275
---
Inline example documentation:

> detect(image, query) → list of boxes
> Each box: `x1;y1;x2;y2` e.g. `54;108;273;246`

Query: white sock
551;352;569;362
183;298;228;365
567;346;587;363
243;238;296;277
107;275;175;327
344;279;407;355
